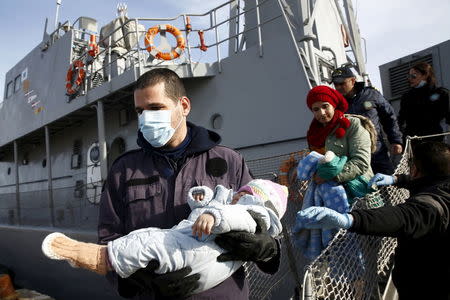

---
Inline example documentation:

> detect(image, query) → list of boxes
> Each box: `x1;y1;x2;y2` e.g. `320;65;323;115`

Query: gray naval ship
0;0;379;299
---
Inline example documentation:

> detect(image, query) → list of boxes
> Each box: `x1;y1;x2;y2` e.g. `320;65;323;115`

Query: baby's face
193;191;205;202
231;191;250;204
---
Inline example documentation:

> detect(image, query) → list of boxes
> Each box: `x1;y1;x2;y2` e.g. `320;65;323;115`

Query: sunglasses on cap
406;74;417;79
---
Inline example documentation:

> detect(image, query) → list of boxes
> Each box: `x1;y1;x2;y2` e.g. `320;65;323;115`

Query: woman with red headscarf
306;85;374;185
293;85;375;266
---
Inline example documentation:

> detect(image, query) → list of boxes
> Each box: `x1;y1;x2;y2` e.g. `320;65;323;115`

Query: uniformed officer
332;66;403;174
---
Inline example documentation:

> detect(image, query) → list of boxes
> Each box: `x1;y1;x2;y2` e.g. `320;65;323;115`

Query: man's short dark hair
412;141;450;177
134;68;186;102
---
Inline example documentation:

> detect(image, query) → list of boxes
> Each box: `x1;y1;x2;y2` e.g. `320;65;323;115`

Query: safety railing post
107;36;112;82
213;9;222;73
96;101;108;182
45;126;55;227
236;1;240;54
134;18;142;77
182;15;194;76
13;140;21;225
255;0;263;57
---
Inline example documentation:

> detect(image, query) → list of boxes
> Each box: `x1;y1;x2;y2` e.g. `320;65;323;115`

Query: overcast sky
1;0;450;101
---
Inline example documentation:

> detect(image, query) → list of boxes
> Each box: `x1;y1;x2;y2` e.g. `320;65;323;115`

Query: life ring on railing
65;60;85;96
144;24;186;60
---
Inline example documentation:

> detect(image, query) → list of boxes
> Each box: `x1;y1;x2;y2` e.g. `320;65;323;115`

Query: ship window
14;75;21;93
73;139;82;155
71;154;81;169
22;153;29;165
7;167;11;175
71;139;82;169
42;158;47;168
6;81;13;98
89;146;100;164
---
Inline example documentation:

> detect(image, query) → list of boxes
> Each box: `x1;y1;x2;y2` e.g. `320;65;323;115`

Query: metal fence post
134;18;142;77
45;126;55;227
13;140;21;225
255;0;263;57
213;9;222;73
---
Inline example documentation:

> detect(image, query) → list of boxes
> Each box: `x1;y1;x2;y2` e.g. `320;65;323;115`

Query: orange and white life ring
65;60;85;96
144;24;186;60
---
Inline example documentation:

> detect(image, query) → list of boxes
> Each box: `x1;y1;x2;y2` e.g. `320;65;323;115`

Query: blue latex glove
368;173;395;188
295;207;353;230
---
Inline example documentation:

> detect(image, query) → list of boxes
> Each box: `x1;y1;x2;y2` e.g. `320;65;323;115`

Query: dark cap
331;66;355;83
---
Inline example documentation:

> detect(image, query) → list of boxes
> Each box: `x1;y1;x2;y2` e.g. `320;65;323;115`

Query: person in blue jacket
332;66;403;174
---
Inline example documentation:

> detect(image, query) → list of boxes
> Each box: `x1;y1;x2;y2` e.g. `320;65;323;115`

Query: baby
42;179;288;294
293;150;373;259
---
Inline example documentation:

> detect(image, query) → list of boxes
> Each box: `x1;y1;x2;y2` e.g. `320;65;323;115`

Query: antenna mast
55;0;62;31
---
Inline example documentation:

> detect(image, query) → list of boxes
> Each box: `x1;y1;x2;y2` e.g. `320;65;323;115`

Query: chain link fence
243;135;450;300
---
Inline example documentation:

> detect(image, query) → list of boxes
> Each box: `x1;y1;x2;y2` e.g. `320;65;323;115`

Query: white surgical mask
415;80;427;88
138;105;183;148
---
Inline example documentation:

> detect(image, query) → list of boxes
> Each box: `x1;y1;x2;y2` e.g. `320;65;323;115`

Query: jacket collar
407;175;450;195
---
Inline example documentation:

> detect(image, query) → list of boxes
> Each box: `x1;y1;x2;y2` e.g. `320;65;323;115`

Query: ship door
86;142;102;204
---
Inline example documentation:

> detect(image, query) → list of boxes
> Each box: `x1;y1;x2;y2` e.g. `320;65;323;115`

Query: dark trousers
371;144;394;175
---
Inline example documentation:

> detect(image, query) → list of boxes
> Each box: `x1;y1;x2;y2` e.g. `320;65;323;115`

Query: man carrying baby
97;68;280;299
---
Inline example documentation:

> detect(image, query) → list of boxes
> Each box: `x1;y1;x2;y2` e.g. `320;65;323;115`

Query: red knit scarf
307;110;350;149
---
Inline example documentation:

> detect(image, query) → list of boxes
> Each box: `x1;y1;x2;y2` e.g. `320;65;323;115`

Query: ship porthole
211;114;223;130
7;167;11;175
42;158;47;168
89;145;100;164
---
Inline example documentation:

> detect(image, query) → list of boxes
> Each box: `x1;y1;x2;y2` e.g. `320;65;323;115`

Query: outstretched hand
294;206;353;231
368;173;396;188
215;211;278;263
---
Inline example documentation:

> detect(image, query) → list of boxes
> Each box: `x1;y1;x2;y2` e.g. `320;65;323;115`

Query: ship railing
65;0;287;96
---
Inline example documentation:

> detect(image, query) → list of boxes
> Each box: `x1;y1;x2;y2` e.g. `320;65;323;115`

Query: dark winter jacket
398;85;450;139
346;82;403;150
349;175;450;300
98;122;256;300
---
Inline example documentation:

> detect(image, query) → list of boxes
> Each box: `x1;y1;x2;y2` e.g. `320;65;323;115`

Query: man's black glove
215;210;278;262
121;260;200;298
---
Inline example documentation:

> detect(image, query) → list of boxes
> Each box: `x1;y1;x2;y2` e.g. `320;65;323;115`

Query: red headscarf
306;86;351;152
